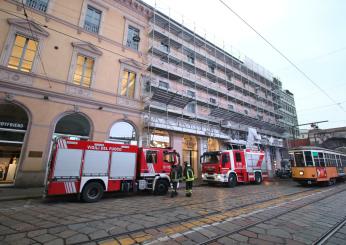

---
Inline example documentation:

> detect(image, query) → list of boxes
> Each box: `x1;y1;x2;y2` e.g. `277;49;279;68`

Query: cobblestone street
0;180;345;244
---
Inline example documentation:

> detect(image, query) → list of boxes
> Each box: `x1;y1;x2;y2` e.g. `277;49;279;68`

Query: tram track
0;186;315;237
312;215;346;245
193;187;346;245
73;186;330;244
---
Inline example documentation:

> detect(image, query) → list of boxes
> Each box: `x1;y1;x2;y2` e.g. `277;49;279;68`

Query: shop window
84;5;102;33
126;26;140;51
120;70;136;98
7;34;38;72
150;130;170;148
73;55;94;88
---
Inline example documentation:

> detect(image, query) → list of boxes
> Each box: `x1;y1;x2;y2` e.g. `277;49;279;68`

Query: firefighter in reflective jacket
183;161;194;197
170;163;182;197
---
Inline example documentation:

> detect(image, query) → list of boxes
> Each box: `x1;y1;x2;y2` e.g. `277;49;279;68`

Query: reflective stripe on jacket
185;168;194;181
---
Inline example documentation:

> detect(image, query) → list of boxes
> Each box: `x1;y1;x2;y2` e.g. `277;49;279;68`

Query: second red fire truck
45;138;179;202
201;148;268;187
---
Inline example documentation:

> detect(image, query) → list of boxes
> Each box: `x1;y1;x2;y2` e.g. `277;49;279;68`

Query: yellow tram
290;147;346;185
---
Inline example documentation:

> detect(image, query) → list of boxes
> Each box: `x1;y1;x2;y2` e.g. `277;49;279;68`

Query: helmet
184;161;191;167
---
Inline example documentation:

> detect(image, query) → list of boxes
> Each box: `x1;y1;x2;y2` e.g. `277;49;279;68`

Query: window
146;150;158;164
235;152;242;162
164;151;175;163
208;64;215;73
187;102;196;113
187;54;194;64
210;98;216;104
222;153;230;167
304;151;313;166
160;42;169;53
73;55;94;87
120;70;136;98
126;26;140;51
187;90;195;98
294;152;305;167
7;34;38;72
25;0;49;12
244;109;248;115
159;81;169;90
84;5;101;33
228;104;234;111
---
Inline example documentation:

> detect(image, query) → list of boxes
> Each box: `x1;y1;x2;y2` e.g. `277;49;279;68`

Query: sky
143;0;346;130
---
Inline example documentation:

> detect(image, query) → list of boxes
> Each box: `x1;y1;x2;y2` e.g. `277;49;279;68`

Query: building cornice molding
7;18;49;37
119;58;143;69
72;42;103;56
113;0;153;18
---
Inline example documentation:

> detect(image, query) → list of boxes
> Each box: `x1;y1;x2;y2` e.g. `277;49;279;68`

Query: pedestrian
183;161;194;197
170;162;181;197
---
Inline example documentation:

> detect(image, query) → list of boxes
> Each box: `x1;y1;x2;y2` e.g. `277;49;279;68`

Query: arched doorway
53;113;91;140
208;138;219;151
109;121;137;145
182;135;198;175
0;103;29;184
150;130;170;148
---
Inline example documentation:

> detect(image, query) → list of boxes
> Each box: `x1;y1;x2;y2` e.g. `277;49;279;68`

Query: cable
218;0;346;114
21;1;52;88
297;100;346;112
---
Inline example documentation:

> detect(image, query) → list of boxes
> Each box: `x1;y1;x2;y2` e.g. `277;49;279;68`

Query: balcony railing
84;20;99;34
26;0;49;12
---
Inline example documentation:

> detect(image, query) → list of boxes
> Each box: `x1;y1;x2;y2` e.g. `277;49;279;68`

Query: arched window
0;103;29;184
109;121;137;145
54;113;91;140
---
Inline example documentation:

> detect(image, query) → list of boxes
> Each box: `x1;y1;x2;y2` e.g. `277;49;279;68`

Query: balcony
26;0;49;12
84;21;99;34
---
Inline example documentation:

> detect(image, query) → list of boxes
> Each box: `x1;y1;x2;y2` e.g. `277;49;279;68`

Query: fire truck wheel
82;182;104;203
154;179;168;195
255;173;262;185
227;174;237;188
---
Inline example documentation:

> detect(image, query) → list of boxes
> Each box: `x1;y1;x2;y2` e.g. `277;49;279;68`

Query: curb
0;195;42;202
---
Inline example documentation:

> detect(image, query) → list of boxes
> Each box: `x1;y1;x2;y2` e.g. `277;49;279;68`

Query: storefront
207;138;219;151
0;103;28;185
150;130;170;148
182;135;198;175
53;113;91;141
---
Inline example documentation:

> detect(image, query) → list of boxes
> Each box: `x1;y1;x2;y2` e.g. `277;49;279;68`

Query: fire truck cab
45;139;179;202
201;149;267;187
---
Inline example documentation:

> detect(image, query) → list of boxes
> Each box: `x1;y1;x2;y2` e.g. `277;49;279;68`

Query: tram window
319;153;325;167
313;152;320;167
304;151;313;166
294;152;305;167
337;155;342;167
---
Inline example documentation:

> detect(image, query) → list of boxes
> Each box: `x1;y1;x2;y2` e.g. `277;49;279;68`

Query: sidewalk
0;187;43;201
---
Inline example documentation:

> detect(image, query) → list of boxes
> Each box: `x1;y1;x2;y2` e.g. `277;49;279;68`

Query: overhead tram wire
218;0;346;114
21;1;52;88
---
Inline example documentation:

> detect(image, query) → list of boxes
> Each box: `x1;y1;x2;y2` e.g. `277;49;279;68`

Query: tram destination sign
0;121;27;130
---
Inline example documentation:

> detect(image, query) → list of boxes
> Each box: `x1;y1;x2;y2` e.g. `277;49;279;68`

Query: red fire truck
201;148;268;187
45;138;179;202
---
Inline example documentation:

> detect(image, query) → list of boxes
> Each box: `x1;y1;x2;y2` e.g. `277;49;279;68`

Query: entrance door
182;150;198;175
0;103;28;185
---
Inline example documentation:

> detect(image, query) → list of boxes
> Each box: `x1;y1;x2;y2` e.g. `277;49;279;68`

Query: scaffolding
144;0;287;149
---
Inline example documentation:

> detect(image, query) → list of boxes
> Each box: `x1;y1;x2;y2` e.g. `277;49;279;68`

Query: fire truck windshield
201;153;220;164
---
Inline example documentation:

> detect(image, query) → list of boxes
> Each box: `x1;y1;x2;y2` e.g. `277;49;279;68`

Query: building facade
0;0;152;186
278;88;299;139
142;9;291;176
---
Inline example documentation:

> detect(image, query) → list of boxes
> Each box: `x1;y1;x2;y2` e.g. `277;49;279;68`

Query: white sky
143;0;346;130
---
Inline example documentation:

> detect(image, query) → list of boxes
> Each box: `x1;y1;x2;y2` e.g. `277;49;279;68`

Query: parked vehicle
275;159;292;178
290;146;346;186
45;138;179;202
201;148;268;187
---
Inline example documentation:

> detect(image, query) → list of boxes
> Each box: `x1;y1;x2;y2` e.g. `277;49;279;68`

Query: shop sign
151;134;170;143
0;121;27;130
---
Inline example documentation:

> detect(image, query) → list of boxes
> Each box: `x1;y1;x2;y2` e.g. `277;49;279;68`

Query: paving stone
184;231;208;243
56;230;78;239
228;234;248;242
89;230;109;240
27;229;48;238
258;234;285;243
248;238;275;245
7;237;34;245
65;234;89;244
266;228;292;239
239;230;258;238
32;233;58;243
4;233;26;241
48;226;68;234
45;238;65;245
217;236;237;245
